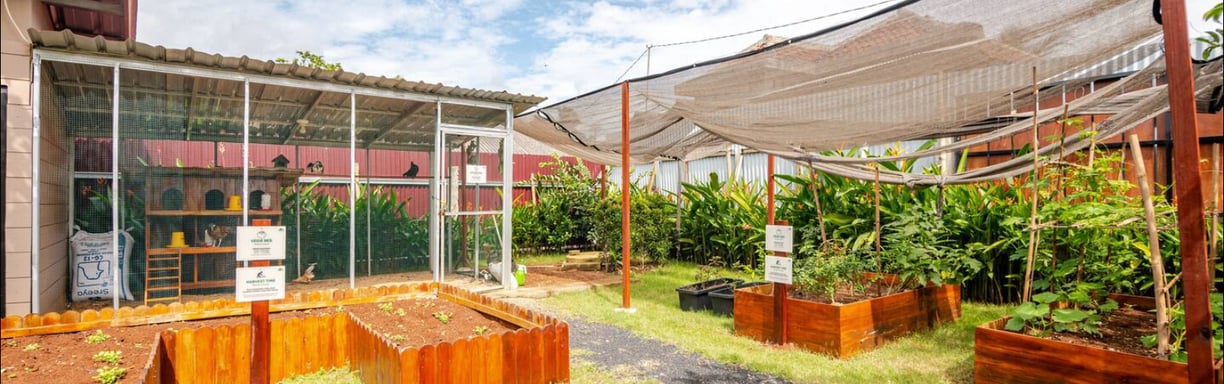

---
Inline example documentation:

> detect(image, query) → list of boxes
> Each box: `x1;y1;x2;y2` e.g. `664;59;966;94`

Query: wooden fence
0;282;438;338
128;283;568;383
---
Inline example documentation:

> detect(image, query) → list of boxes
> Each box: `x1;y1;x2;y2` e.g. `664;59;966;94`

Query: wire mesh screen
442;133;507;284
353;94;434;284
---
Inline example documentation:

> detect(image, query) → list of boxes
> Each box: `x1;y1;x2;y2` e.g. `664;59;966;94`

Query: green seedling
388;334;407;343
394;308;407;317
23;343;39;351
85;330;111;344
432;311;452;324
93;350;122;365
92;366;126;384
473;326;490;336
377;302;394;312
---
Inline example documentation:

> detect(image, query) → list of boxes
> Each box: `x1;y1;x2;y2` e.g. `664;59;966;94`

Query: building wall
2;0;54;315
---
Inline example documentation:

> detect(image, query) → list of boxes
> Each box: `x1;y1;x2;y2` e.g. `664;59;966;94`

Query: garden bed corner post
1157;1;1214;383
621;81;631;309
767;154;788;345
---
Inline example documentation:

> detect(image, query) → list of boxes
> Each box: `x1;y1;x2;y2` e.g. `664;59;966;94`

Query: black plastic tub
676;278;742;311
709;281;770;316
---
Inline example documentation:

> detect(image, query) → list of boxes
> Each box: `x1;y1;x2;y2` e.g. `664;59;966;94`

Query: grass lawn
542;262;1012;384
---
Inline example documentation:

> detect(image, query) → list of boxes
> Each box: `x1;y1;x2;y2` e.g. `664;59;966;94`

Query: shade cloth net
515;0;1223;184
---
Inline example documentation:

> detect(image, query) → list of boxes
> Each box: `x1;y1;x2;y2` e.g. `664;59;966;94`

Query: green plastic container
515;267;527;286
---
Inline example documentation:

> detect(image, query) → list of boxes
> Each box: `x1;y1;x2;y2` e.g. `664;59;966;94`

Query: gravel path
566;316;790;384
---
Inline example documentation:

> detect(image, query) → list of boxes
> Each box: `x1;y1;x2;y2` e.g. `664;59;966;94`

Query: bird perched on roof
292;263;316;284
403;161;419;178
307;161;324;174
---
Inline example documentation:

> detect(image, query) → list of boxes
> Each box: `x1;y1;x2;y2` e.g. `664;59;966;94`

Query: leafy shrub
882;205;983;287
676;173;765;268
792;237;870;303
589;183;675;264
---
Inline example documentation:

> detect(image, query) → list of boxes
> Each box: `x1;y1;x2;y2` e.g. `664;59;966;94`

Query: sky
137;0;1221;106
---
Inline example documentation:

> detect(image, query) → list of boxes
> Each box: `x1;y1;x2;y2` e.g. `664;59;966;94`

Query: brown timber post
1157;2;1214;382
767;154;788;344
250;219;272;384
621;82;632;309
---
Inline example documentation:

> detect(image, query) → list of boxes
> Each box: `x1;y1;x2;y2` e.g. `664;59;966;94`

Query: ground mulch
1;310;320;384
523;265;620;288
344;298;516;348
1036;305;1159;358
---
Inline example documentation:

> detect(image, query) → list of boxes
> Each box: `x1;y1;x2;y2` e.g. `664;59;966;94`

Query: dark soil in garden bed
1;310;321;384
344;298;516;348
787;280;908;304
1023;305;1159;358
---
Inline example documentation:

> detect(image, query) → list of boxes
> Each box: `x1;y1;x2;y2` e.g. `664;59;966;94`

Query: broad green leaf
1004;316;1027;331
1032;291;1060;304
1052;308;1091;323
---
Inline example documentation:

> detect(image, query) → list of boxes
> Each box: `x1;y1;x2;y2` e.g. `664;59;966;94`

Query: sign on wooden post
236;223;284;384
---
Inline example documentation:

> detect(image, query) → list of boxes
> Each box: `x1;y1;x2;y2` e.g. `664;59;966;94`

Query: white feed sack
69;229;135;302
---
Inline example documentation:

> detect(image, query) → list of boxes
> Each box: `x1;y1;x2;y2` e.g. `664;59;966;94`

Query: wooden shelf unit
133;166;302;305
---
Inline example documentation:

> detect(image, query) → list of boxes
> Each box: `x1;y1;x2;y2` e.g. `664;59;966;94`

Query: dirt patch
788;280;907;304
1030;305;1158;358
522;265;621;288
344;298;516;348
1;310;320;384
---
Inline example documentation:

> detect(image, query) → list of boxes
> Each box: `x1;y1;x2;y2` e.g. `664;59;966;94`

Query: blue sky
137;0;1220;105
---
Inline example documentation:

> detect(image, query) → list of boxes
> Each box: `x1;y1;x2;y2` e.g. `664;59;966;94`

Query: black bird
271;154;290;168
307;161;324;174
403;161;420;178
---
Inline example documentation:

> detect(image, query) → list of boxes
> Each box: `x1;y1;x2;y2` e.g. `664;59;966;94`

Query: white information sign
765;225;794;253
466;165;487;184
235;266;286;302
236;226;287;261
764;256;793;285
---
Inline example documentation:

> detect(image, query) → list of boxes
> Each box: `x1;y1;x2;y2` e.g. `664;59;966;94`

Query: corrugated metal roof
32;29;551;152
29;29;545;112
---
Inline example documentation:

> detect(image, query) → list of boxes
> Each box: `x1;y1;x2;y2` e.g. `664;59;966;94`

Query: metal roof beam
282;90;326;144
365;102;431;148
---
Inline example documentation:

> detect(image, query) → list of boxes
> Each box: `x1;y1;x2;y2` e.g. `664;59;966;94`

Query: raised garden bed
733;280;961;358
973;294;1216;383
1;282;569;384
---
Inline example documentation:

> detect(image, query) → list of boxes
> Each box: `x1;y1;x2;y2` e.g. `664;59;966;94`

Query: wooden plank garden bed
733;281;961;358
1;282;569;384
973;294;1216;384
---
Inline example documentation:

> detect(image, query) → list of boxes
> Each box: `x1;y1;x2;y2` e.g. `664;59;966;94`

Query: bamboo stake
1128;134;1169;358
1211;144;1220;283
808;161;829;248
873;163;883;275
1022;67;1042;303
1087;122;1098;168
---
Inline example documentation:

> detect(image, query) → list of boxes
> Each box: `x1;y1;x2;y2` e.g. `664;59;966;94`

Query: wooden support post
1157;2;1213;382
250;219;272;384
620;82;632;309
1128;134;1169;358
767;154;787;345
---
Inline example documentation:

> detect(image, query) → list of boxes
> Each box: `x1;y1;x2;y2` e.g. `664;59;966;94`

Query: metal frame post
110;63;120;311
349;92;357;289
30;54;41;314
502;107;515;290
